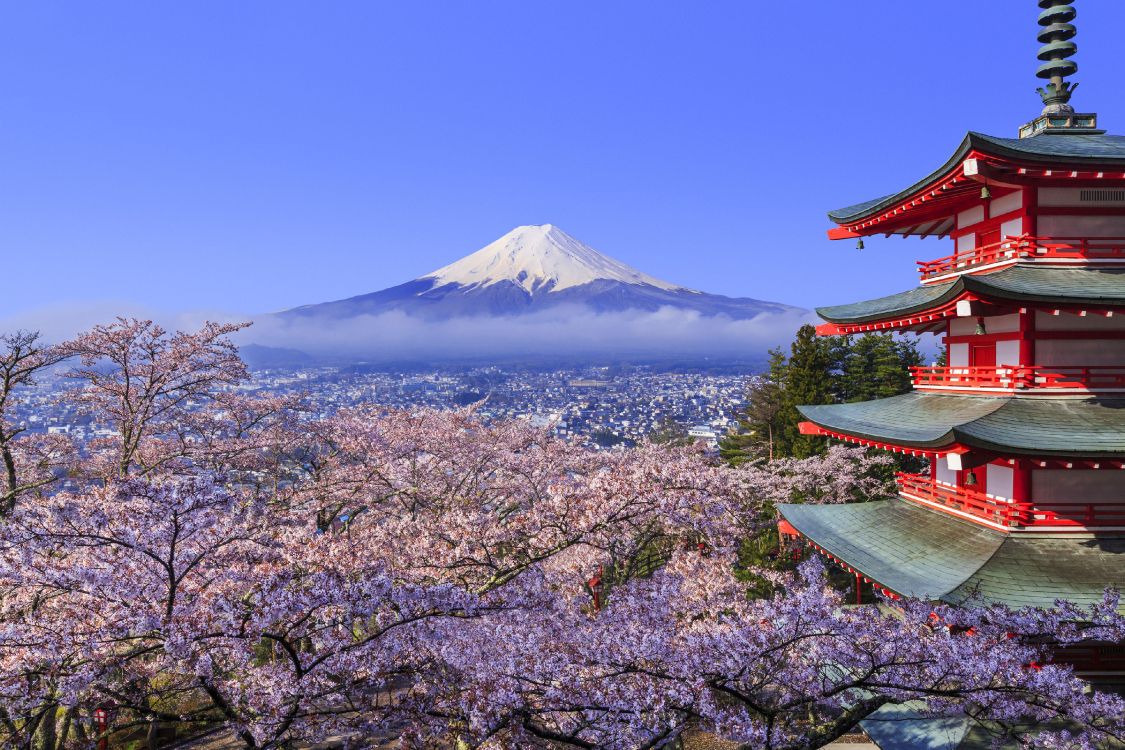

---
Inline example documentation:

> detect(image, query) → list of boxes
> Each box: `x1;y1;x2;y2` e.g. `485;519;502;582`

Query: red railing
895;473;1125;529
896;473;1029;527
917;235;1125;281
911;365;1125;392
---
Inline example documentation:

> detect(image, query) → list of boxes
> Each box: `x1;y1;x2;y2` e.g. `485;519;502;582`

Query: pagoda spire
1019;0;1102;137
1036;0;1079;114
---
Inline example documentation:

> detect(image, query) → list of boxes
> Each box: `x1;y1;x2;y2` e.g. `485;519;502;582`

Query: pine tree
720;348;786;464
841;333;922;402
777;325;836;458
726;327;926;463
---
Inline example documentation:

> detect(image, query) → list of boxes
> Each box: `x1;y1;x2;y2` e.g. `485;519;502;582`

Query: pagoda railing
896;473;1030;527
895;473;1125;530
910;365;1125;392
917;235;1125;282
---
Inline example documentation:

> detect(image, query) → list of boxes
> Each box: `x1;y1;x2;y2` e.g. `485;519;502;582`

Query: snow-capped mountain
279;224;798;321
424;224;684;294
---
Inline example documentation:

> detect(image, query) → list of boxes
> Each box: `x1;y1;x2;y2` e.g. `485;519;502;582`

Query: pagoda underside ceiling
798;392;1125;457
816;266;1125;327
778;499;1125;611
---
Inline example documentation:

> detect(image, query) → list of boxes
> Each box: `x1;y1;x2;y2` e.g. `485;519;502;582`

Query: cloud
0;300;819;362
244;305;820;361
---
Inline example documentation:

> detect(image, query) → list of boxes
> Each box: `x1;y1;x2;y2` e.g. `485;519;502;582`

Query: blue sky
2;1;1123;324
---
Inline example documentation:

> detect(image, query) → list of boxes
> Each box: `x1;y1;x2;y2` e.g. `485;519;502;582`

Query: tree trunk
57;707;75;750
146;719;160;750
32;705;56;750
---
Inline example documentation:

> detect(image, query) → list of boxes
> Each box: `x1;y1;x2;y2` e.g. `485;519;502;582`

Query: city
13;364;754;451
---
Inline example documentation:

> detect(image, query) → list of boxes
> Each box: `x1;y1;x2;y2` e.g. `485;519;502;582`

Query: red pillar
1012;459;1034;526
1018;307;1036;367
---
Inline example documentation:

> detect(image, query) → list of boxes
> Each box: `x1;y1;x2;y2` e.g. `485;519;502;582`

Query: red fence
917;235;1125;281
895;473;1125;529
911;365;1125;392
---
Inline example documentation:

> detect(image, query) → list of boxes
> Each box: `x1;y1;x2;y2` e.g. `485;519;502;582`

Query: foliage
0;320;1121;750
720;348;786;464
721;329;923;462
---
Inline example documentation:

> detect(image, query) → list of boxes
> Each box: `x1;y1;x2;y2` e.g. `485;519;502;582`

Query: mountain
279;224;799;321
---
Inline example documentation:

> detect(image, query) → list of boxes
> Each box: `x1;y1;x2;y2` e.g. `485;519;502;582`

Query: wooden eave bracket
943;446;997;471
827;227;861;240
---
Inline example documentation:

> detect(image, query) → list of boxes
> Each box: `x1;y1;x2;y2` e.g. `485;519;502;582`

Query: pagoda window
957;206;986;229
956;233;976;255
995;339;1020;366
949;342;970;367
989;190;1023;217
985;463;1014;501
1035;311;1125;331
936;459;958;487
1038;214;1125;237
1039;187;1125;209
1033;470;1125;504
951;314;1021;336
1036;339;1125;366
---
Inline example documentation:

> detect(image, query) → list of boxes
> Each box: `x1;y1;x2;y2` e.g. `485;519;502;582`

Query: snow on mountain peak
422;224;685;294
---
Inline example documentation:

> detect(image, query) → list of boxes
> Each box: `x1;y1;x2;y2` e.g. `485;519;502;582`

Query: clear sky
2;1;1123;324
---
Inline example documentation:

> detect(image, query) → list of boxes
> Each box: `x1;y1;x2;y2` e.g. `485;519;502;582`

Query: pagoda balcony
895;473;1125;531
910;365;1125;394
917;235;1125;283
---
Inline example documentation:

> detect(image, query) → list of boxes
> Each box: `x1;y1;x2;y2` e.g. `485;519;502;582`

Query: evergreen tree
777;325;836;458
841;333;922;402
720;348;786;464
648;418;692;447
724;328;925;463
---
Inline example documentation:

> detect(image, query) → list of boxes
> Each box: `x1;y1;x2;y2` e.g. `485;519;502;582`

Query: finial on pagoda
1020;0;1102;138
1035;1;1078;114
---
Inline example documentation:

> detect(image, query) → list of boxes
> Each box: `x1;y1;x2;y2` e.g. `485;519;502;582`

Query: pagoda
777;0;1125;685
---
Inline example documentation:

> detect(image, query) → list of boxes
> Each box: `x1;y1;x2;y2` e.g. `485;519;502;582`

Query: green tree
725;328;925;463
841;333;922;402
777;324;836;458
648;418;692;447
720;348;787;464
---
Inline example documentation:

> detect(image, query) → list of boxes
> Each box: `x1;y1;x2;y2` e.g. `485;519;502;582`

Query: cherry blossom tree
0;320;1121;750
63;318;250;478
0;331;73;515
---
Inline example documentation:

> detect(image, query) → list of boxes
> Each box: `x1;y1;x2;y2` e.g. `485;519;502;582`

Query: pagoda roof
829;132;1125;225
816;266;1125;325
798;392;1125;458
777;498;1125;611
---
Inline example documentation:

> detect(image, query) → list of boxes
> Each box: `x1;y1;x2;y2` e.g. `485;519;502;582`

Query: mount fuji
248;225;809;363
278;224;798;321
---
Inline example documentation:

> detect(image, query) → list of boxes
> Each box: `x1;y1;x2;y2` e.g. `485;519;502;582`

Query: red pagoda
777;0;1124;687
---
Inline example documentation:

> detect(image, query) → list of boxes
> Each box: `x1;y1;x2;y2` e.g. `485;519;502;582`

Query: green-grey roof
829;132;1125;224
945;534;1125;611
861;702;1073;750
817;266;1125;324
779;499;1002;599
798;392;1125;457
777;499;1125;611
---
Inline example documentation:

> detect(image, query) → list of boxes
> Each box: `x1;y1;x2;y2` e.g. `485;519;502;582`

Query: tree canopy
0;320;1119;750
